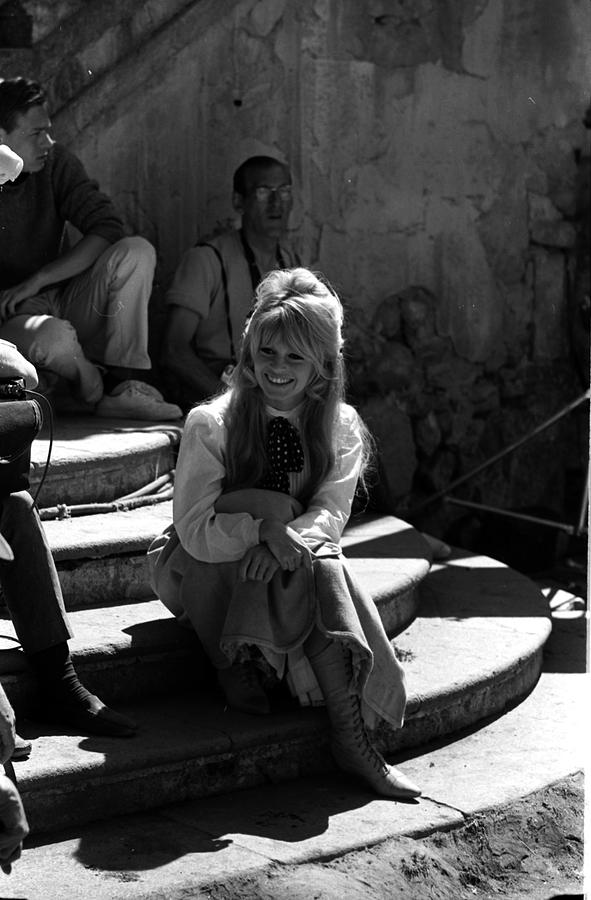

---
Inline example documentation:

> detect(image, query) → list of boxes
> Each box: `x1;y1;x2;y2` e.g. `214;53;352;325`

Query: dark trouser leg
0;492;136;737
0;491;72;653
304;628;421;799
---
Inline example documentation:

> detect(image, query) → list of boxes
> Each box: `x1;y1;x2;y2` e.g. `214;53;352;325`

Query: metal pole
411;390;590;515
444;497;579;535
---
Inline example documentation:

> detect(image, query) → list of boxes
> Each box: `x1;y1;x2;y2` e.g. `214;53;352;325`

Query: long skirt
147;490;406;730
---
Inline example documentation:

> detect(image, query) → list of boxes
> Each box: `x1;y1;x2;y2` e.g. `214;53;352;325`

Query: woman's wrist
259;518;282;543
259;519;272;543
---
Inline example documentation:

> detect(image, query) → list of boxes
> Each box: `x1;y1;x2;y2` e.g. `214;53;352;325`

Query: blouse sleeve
289;404;363;548
173;404;262;562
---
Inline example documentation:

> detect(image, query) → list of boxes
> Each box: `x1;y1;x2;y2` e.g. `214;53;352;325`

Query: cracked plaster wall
2;0;590;543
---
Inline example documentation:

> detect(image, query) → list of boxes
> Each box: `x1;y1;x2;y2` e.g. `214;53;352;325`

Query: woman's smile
254;337;314;410
265;372;292;384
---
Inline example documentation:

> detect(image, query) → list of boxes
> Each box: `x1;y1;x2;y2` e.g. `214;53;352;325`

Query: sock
27;642;94;707
101;373;124;396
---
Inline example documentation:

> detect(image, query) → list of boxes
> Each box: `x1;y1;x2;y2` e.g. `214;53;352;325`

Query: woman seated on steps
148;267;420;800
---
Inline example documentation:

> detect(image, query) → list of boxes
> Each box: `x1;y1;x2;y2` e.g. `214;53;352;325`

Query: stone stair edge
12;563;552;834
36;507;432;622
30;416;182;466
0;578;419;687
44;501;174;559
4;662;584;898
27;416;181;506
42;504;430;560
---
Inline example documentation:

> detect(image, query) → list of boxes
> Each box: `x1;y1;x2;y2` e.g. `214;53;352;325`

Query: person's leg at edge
0;295;104;405
0;492;136;738
0;314;104;404
303;627;421;799
58;237;181;420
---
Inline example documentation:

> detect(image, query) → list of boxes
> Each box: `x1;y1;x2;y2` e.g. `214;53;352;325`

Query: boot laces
349;694;389;775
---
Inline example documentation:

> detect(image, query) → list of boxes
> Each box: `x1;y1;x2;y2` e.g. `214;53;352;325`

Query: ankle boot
217;662;271;716
308;639;421;799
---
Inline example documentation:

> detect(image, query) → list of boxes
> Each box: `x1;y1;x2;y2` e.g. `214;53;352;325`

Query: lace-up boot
309;639;421;799
217;662;271;716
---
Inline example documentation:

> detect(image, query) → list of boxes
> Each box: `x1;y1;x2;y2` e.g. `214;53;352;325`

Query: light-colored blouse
173;392;364;563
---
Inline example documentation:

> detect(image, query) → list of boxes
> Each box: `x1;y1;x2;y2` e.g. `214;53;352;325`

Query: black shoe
217;663;271;715
36;694;137;738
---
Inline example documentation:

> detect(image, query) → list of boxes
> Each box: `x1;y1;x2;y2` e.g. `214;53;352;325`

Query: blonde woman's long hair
224;268;353;501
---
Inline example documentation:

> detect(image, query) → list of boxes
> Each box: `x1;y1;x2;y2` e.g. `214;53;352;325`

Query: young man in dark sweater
0;77;180;420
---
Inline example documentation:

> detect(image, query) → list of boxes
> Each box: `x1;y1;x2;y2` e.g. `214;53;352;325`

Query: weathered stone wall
2;0;590;538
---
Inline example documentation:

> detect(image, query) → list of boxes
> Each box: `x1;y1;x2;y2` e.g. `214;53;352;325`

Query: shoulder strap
239;229;262;292
240;229;293;291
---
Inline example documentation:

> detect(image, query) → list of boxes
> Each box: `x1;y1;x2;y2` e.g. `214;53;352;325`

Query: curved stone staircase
0;414;552;839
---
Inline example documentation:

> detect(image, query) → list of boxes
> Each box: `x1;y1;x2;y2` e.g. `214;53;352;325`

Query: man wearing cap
0;76;180;420
161;155;300;411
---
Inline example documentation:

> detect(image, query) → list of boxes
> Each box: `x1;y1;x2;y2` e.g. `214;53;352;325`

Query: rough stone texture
4;548;552;837
2;0;589;528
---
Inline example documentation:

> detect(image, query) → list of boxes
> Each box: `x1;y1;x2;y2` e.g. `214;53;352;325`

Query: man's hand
0;774;29;874
0;276;42;322
0;340;38;388
259;519;307;571
238;545;280;583
0;692;16;767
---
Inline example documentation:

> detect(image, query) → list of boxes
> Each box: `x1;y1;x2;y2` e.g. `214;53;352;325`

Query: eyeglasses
252;184;293;202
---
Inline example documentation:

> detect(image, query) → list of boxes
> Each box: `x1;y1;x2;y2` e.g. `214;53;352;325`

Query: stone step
45;501;174;608
0;514;431;713
5;607;581;900
29;415;181;508
41;507;431;627
9;551;550;835
0;600;203;717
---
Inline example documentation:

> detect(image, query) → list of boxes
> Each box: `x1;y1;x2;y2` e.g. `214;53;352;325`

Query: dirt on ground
197;773;584;900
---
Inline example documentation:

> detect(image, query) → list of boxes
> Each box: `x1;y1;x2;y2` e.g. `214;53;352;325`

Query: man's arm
0;774;29;874
160;306;221;399
0;235;110;320
0;341;38;388
0;685;15;767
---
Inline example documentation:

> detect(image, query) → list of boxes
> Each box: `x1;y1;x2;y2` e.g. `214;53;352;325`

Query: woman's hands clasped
238;545;280;583
259;518;307;571
238;518;307;582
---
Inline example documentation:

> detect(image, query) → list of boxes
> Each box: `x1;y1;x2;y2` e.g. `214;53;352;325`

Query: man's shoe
217;663;271;716
37;694;137;738
95;380;182;421
11;734;32;761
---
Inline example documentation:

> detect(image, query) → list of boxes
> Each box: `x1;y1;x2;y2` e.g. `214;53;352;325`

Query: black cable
25;389;54;508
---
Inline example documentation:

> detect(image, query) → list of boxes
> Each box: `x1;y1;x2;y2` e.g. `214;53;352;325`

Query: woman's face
253;334;315;411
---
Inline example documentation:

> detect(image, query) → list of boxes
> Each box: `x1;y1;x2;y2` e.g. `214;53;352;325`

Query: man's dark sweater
0;143;124;290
